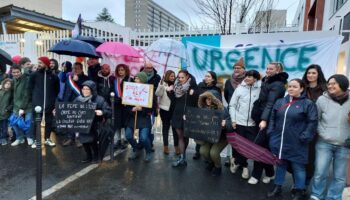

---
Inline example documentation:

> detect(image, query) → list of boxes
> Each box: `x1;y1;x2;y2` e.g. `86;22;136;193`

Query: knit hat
38;56;50;67
12;55;22;65
135;71;148;83
245;70;260;80
328;74;349;92
234;57;245;68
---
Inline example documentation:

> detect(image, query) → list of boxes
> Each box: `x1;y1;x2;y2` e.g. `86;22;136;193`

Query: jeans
275;161;306;189
0;120;8;139
12;112;33;140
311;140;350;200
125;127;151;153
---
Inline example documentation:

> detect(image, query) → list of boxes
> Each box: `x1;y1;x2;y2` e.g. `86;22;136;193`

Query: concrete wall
0;0;62;18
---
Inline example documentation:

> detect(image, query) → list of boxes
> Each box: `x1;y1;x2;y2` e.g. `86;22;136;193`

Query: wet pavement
0;133;297;200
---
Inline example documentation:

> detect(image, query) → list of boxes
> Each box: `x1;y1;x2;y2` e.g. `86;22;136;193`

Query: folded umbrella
98;123;114;161
226;132;281;165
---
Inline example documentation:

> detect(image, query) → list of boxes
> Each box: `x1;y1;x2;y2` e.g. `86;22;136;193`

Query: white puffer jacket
155;81;172;111
229;80;261;126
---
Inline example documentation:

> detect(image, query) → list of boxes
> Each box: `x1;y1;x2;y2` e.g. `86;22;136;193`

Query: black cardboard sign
55;102;97;133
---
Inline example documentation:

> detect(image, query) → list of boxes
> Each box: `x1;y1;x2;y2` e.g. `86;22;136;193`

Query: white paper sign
122;82;154;108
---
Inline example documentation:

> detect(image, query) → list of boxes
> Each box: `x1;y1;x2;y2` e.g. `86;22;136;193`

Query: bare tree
193;0;266;34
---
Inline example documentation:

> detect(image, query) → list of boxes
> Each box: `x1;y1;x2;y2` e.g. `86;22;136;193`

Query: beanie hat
135;71;148;83
328;74;349;92
245;70;260;80
38;56;50;67
234;57;245;68
12;55;22;65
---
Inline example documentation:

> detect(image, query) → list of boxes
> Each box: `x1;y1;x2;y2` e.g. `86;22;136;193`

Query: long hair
115;64;130;78
302;64;327;90
163;70;175;83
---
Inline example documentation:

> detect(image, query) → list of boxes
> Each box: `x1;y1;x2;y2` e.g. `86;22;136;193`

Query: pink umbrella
226;132;281;165
96;42;142;58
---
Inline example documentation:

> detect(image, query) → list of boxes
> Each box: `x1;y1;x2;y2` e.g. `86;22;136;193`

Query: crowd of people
0;55;349;200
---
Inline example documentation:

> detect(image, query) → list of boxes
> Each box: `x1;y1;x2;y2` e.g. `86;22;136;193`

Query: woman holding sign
125;72;155;162
198;90;231;176
170;70;198;167
75;80;111;163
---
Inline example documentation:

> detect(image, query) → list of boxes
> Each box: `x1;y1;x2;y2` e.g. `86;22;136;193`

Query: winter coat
0;82;13;120
155;81;173;111
111;76;133;129
126;106;154;129
253;72;288;122
197;82;222;101
63;73;89;102
58;72;71;101
170;76;198;129
13;70;32;114
74;81;111;144
96;71;113;105
316;92;350;146
29;69;59;113
198;91;233;139
88;63;101;83
229;80;261;127
268;94;318;164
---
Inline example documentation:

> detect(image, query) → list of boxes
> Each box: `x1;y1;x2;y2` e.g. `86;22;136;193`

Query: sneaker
144;153;152;162
11;139;25;146
172;158;187;167
31;142;36;149
309;196;319;200
27;138;34;146
248;177;259;185
128;151;138;160
230;163;240;174
1;139;8;146
242;167;249;179
45;139;56;147
262;175;275;184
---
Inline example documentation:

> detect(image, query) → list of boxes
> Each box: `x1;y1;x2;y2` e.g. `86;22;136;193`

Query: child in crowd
0;78;13;145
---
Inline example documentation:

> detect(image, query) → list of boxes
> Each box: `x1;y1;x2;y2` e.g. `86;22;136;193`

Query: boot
172;155;187;168
292;189;304;200
212;167;222;176
163;146;170;155
205;161;214;171
267;185;282;198
174;146;180;155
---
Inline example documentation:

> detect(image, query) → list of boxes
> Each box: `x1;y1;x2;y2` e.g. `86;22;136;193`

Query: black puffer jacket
75;80;112;143
29;68;59;113
96;71;113;105
256;72;288;121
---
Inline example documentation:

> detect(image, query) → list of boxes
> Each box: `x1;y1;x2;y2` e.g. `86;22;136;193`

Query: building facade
125;0;188;32
0;0;62;18
253;9;287;32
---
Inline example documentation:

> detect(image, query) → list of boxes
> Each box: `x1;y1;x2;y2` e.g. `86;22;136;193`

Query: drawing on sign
122;82;154;108
184;107;223;143
55;102;97;133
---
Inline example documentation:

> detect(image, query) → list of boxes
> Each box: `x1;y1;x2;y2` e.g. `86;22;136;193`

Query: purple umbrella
226;132;281;165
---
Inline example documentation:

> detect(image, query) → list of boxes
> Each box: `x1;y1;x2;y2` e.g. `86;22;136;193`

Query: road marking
28;149;126;200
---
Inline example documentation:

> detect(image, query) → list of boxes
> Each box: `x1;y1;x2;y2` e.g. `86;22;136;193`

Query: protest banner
122;82;154;108
184;107;224;143
186;36;342;81
55;102;96;133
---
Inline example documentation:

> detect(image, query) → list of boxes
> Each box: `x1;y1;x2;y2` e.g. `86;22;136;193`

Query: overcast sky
62;0;299;27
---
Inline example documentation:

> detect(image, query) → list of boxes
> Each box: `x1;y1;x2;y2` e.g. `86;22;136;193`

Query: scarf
114;77;123;98
174;78;191;98
145;70;155;82
76;95;93;103
230;72;246;89
329;91;349;105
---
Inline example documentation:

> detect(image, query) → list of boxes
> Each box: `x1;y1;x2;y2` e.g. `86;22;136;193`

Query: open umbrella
226;132;281;165
145;38;186;71
0;48;13;66
49;39;100;58
76;36;104;48
96;42;142;58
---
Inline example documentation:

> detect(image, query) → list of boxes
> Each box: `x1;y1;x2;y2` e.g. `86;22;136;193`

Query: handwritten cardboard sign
122;82;154;108
184;107;224;143
55;102;97;133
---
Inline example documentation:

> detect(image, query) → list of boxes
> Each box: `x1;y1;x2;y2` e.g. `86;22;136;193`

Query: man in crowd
87;57;101;83
96;63;113;105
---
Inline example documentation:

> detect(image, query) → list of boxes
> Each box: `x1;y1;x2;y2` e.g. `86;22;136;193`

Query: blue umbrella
49;39;100;58
0;48;13;66
76;36;104;48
